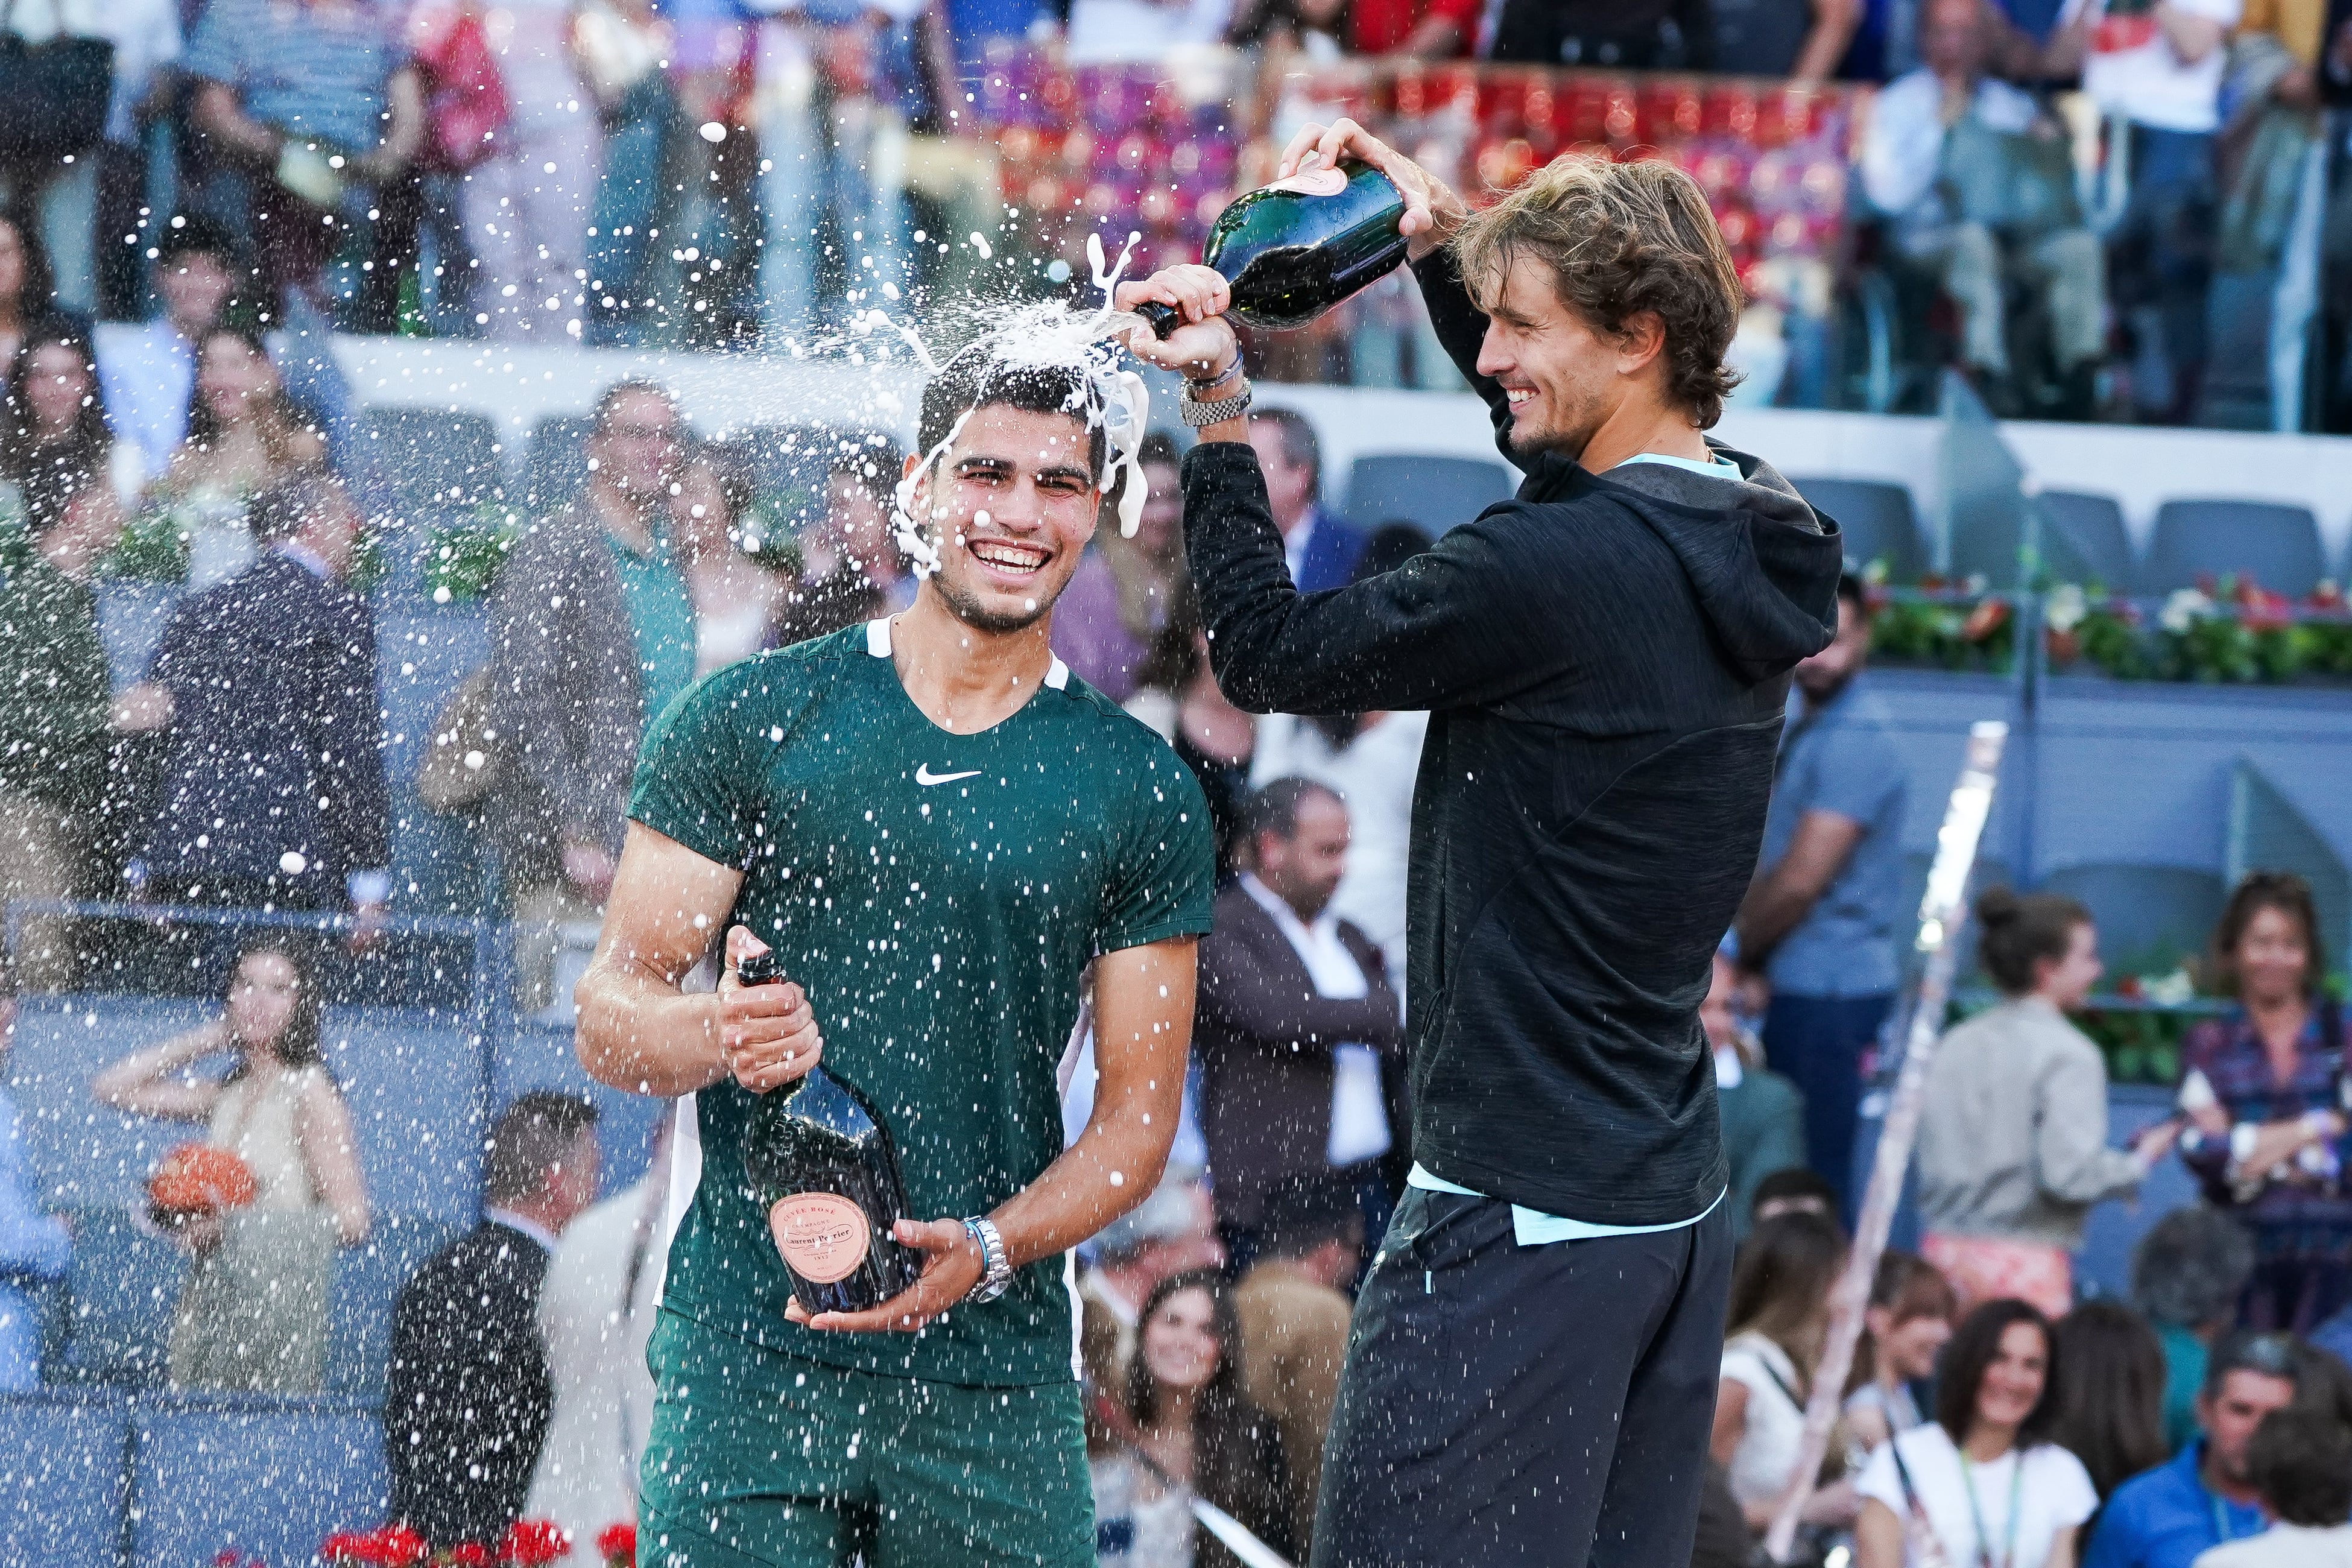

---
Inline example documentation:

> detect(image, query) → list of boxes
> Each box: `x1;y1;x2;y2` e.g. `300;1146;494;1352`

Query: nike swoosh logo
915;765;982;786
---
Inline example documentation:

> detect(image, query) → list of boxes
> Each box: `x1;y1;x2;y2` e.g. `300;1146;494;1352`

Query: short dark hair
484;1092;601;1204
2249;1408;2352;1526
1936;1300;2059;1446
1974;886;2093;996
1751;1166;1838;1221
593;377;678;431
1248;406;1320;490
1244;777;1344;846
154;213;240;269
2203;1329;2303;1400
2132;1206;2254;1329
1257;1171;1362;1259
1836;572;1868;615
248;470;350;544
914;341;1107;481
2211;870;2322;998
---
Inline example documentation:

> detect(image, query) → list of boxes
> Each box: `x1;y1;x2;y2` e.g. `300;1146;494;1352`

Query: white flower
2160;589;2212;634
2045;583;2088;634
2143;967;2196;1006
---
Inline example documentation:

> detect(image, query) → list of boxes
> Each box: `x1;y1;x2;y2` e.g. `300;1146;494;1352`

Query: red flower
501;1520;574;1566
451;1544;495;1567
321;1526;431;1567
1961;598;2010;643
2238;584;2295;633
596;1522;638;1567
2310;580;2345;611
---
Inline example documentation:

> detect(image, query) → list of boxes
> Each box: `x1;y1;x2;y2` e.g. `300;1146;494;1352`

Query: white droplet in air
279;851;308;876
969;232;993;259
699;121;727;143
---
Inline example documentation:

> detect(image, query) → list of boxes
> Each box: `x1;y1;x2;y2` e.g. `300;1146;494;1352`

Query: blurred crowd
0;0;2341;425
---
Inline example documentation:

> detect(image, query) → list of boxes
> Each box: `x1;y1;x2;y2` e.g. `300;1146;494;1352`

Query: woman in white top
1856;1299;2098;1568
92;938;371;1392
1713;1210;1860;1532
1847;1251;1960;1454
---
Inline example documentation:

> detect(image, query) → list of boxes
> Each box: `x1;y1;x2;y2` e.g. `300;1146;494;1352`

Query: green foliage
423;507;522;604
102;506;194;583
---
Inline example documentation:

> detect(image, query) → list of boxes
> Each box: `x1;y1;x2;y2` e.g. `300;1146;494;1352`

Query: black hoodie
1178;249;1843;1225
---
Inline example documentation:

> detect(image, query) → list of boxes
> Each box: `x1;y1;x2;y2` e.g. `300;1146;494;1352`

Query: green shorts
639;1310;1093;1568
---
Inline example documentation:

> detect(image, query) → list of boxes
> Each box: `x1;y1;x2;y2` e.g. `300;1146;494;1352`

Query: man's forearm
1734;873;1818;967
575;959;732;1096
989;1099;1180;1269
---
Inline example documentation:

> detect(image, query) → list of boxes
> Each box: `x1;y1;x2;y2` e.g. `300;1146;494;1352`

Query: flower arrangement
320;1521;571;1567
423;505;523;605
596;1522;637;1568
1862;569;2017;673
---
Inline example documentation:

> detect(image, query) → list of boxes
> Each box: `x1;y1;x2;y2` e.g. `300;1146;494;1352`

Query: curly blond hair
1450;154;1743;429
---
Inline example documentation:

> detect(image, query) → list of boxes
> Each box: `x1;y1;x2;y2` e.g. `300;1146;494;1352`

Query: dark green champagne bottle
1137;160;1408;338
737;949;922;1314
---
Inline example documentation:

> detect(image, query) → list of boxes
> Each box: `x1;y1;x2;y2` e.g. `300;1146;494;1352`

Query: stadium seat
328;1010;490;1224
128;1394;388;1568
376;605;498;930
1342;454;1515;536
52;1208;185;1387
2033;490;2135;590
526;414;596;510
490;1025;669;1197
738;423;900;535
2139;499;2327;598
11;995;212;1212
2037;864;2228;975
1787;478;1926;583
360;408;507;526
0;1391;130;1567
326;1214;462;1396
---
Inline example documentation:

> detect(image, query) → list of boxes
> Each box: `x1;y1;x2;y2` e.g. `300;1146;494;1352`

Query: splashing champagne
1135;160;1409;338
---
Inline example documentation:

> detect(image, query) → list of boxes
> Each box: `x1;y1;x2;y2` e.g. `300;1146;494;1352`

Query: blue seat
360;408;508;528
326;1215;462;1396
328;1010;489;1224
527;414;596;510
1788;477;1926;583
375;606;497;925
737;423;897;536
0;1391;130;1567
53;1208;185;1386
490;1025;668;1197
2038;864;2228;975
2034;490;2134;590
2139;499;2327;598
10;995;213;1212
128;1394;388;1568
1343;454;1515;536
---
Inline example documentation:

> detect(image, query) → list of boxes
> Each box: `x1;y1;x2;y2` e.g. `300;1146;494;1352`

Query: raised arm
573;822;824;1098
790;935;1196;1333
90;1021;234;1121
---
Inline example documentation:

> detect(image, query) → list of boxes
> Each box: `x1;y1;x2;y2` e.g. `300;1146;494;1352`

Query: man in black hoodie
1121;127;1843;1567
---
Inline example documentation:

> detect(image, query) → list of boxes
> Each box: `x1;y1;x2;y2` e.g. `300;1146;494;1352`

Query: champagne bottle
737;949;922;1314
1137;160;1408;338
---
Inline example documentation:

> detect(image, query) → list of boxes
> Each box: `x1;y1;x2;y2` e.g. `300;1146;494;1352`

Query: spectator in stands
142;327;330;589
2083;1329;2300;1568
1247;410;1363;595
1916;887;2178;1317
0;960;70;1389
94;217;245;490
2046;0;2237;423
0;465;124;990
485;380;693;1011
1054;430;1185;704
1232;1170;1363;1555
2177;872;2352;1332
1196;779;1402;1265
80;0;182;322
1091;1269;1296;1568
1485;0;1713;68
182;0;425;326
387;1092;601;1551
1126;588;1256;881
1706;946;1809;1243
2049;1301;2172;1509
670;442;789;677
524;1118;668;1568
1860;0;2106;419
578;0;678;346
774;438;915;647
2133;1206;2259;1454
1713;1211;1859;1534
1230;0;1475;54
1754;1166;1842;1228
2;326;115;492
457;0;599;344
1712;0;1864;77
1080;1163;1225;1406
92;936;373;1393
0;215;60;373
1737;572;1908;1219
1855;1299;2098;1568
125;472;390;928
2195;1407;2352;1568
1845;1250;1959;1452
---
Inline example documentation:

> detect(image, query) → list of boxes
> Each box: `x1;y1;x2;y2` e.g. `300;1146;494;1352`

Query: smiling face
1972;1320;2050;1437
2036;920;2103;1011
1140;1284;1222;1396
226;950;302;1059
2233;904;2312;1007
23;341;91;437
158;248;236;338
1473;252;1637;463
905;402;1099;635
197;333;280;428
1868;1304;1955;1382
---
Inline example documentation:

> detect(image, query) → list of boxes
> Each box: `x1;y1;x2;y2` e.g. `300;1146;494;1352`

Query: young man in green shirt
574;343;1216;1568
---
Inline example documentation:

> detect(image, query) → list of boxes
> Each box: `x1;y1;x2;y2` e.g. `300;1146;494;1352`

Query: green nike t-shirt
628;618;1216;1387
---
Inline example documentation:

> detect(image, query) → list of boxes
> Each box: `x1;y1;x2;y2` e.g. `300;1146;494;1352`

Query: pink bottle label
769;1192;871;1284
1263;166;1347;198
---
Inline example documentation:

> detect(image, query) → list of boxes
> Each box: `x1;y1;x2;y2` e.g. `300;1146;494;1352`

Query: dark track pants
1309;1188;1733;1568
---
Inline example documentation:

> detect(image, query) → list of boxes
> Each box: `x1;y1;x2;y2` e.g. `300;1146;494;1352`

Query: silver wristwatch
961;1216;1013;1303
1180;364;1252;428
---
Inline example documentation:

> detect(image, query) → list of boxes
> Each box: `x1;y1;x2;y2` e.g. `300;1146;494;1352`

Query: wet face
23;341;91;436
1473;253;1630;463
2201;1367;2297;1483
158;249;236;337
1701;953;1740;1051
0;221;24;311
589;388;684;504
1255;790;1351;923
197;334;280;428
1140;1285;1222;1396
908;403;1098;635
1795;593;1870;700
1972;1320;2049;1435
2037;921;2103;1010
1133;459;1183;562
226;951;301;1058
2233;905;2312;1006
1870;1306;1955;1382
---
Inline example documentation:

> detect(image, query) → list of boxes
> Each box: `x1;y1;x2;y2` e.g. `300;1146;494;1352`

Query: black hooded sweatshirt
1178;248;1844;1225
